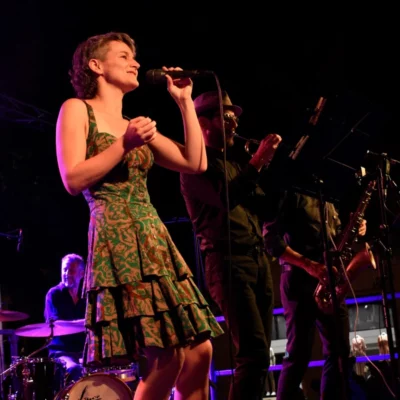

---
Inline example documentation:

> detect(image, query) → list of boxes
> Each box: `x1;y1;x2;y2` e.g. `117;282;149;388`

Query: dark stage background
0;3;399;397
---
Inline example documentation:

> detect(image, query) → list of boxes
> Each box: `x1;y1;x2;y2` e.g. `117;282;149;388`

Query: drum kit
0;310;137;400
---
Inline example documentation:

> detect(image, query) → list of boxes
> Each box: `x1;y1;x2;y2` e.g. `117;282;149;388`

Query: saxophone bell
335;242;377;299
314;242;377;314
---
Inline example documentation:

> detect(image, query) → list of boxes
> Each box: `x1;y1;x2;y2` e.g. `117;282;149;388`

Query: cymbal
0;310;29;322
55;319;85;331
15;319;85;337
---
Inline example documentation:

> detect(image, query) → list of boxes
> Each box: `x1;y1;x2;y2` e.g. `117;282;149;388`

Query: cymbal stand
26;319;55;359
1;320;55;400
0;319;55;378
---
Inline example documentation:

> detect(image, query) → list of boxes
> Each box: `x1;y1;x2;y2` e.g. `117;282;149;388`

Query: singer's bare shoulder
57;98;89;129
58;98;88;117
56;98;89;140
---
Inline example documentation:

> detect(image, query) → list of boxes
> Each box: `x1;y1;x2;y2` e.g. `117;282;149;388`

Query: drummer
44;253;86;383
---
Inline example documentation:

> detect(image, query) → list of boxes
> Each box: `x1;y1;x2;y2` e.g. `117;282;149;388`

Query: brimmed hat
194;90;242;117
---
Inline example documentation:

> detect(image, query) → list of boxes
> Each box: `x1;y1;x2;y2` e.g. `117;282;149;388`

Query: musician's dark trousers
205;248;274;400
277;267;350;400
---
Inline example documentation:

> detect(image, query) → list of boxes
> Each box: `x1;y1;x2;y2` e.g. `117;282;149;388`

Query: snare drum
6;357;65;400
54;373;132;400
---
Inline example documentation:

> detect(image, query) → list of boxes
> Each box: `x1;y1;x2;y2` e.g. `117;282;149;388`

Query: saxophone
314;179;377;314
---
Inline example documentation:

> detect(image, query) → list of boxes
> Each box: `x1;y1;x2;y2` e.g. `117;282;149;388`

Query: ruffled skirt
83;200;223;365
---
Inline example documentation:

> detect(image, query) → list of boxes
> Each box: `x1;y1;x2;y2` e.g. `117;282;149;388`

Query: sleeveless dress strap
81;100;98;140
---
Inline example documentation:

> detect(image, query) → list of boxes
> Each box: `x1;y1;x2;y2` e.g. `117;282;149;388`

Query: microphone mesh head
145;69;166;84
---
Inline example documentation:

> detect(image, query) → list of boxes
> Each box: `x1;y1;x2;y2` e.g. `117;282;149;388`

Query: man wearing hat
180;90;282;400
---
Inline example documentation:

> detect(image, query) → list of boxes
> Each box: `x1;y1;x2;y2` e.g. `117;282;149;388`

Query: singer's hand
250;133;282;171
123;117;158;150
162;66;193;102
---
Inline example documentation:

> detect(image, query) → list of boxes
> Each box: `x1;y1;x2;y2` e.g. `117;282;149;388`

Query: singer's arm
56;99;142;196
148;100;207;173
57;99;128;195
147;74;207;174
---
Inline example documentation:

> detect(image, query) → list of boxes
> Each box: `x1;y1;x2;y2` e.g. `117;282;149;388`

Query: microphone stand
289;96;327;161
0;231;19;242
371;153;400;397
287;95;347;398
387;175;400;212
314;174;348;400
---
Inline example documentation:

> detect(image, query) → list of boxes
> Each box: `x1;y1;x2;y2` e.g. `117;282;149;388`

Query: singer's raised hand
123;116;158;150
162;66;193;102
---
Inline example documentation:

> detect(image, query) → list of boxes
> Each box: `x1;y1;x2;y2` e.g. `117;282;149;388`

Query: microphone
145;69;214;84
17;229;23;252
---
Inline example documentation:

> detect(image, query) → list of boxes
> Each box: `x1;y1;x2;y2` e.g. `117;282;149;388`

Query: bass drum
87;363;138;392
54;373;133;400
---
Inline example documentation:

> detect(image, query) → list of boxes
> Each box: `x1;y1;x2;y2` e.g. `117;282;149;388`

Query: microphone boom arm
289;96;327;161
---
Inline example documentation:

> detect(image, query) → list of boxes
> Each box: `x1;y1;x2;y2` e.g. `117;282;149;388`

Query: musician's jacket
263;190;342;271
180;146;269;259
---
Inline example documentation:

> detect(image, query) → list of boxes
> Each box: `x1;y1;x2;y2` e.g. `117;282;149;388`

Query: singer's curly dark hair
69;32;136;99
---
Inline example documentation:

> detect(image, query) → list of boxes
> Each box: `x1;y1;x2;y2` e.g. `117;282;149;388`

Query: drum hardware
0;310;29;323
1;318;136;399
1;319;86;399
0;310;27;399
2;357;66;400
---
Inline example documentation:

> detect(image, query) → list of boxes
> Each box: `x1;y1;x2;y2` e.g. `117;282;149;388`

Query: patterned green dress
81;102;223;366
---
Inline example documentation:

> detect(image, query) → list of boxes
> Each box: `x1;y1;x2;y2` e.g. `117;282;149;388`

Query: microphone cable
212;79;236;388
